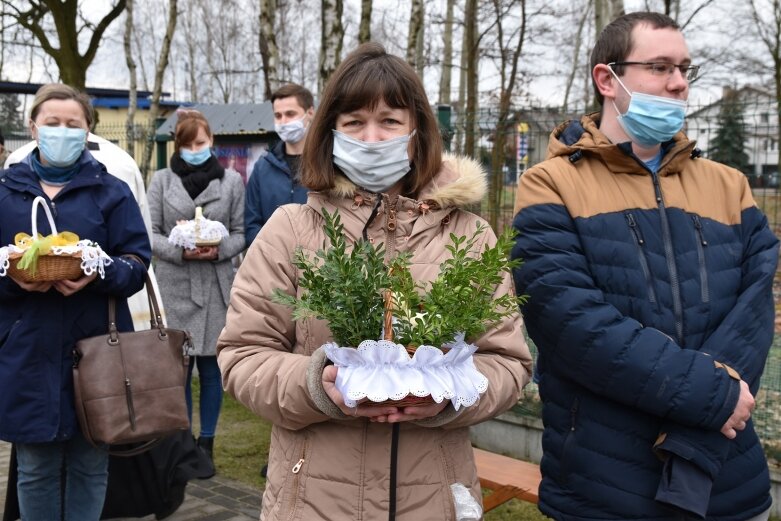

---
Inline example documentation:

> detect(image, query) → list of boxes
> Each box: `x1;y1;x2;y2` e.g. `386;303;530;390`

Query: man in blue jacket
244;83;313;248
512;12;778;521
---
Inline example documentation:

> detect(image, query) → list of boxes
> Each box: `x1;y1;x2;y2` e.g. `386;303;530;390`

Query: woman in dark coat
0;84;149;520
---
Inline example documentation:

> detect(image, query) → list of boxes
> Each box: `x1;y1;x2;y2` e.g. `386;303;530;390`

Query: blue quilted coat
0;150;150;443
512;114;778;520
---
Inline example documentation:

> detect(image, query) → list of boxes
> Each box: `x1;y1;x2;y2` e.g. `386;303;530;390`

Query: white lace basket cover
0;196;113;279
323;334;489;411
0;241;114;279
168;215;228;249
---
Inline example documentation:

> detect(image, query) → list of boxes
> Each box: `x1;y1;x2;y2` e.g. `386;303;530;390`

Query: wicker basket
7;251;83;282
367;291;446;408
6;196;84;283
194;206;221;247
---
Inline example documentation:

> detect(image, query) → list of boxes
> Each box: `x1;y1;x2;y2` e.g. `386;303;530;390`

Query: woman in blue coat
0;84;150;521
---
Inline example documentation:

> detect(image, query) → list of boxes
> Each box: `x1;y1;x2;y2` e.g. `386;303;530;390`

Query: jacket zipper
650;171;684;346
385;195;398;261
624;212;656;304
692;215;709;303
559;397;579;483
287;438;308;520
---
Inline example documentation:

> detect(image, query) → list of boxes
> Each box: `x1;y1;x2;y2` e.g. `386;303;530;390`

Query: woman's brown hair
30;83;94;129
174;109;212;151
301;42;442;196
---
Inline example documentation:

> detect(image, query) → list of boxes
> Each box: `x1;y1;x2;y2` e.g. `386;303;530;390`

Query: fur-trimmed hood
326;153;487;209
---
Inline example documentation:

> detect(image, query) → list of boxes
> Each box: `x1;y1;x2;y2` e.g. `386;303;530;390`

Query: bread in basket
167;206;228;249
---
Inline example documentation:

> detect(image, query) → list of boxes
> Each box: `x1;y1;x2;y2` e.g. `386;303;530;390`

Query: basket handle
31;196;58;237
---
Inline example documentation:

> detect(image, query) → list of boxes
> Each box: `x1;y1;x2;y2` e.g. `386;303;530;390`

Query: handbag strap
106;255;164;337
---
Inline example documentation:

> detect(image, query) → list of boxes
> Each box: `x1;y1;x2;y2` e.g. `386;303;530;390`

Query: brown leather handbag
72;262;192;456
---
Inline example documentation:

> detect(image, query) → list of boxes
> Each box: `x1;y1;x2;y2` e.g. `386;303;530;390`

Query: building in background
156;102;277;184
687;85;779;187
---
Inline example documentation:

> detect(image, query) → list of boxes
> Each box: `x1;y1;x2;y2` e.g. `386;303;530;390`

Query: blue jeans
186;355;223;438
16;430;108;521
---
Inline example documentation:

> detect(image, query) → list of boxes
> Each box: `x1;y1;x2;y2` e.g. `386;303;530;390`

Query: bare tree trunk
594;0;623;39
488;0;526;230
124;0;137;158
259;0;279;99
183;1;198;101
438;0;455;105
319;0;344;94
463;0;478;159
406;0;424;70
141;0;178;184
454;11;469;155
415;6;425;78
749;0;781;180
359;0;372;44
563;0;591;112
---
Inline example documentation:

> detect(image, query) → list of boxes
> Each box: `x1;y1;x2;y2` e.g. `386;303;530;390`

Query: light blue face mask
35;124;87;167
332;130;415;193
181;146;212;166
609;67;687;147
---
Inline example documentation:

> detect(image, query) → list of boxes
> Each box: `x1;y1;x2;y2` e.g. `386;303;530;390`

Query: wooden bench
473;447;542;512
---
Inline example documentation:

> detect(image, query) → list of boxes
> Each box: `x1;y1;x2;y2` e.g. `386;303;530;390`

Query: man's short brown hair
271;83;314;111
301;42;442;197
590;11;680;106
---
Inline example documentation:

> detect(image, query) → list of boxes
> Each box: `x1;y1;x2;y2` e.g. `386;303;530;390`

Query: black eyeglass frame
608;61;700;81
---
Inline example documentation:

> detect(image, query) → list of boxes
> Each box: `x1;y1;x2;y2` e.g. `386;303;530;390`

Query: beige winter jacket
217;155;533;521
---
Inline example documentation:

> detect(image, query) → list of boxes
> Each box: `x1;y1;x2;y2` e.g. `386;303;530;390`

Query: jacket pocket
284;432;310;521
625;212;657;304
691;215;709;303
559;396;579;484
437;439;460;520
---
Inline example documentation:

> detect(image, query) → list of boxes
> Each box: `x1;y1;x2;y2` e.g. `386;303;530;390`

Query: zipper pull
292;458;305;474
625;213;644;244
693;216;707;246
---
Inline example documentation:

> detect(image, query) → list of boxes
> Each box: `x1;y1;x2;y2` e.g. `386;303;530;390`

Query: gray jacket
147;167;245;356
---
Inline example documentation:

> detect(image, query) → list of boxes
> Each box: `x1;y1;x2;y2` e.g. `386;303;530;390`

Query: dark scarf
30;149;81;185
170;152;224;200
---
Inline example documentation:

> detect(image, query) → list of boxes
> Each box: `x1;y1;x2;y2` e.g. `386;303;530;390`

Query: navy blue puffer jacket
512;114;778;521
0;150;150;443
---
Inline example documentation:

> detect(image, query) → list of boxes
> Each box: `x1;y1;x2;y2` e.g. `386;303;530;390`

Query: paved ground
0;440;261;521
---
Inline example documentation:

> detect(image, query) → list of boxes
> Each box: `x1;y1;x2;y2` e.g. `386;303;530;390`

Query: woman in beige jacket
217;42;533;521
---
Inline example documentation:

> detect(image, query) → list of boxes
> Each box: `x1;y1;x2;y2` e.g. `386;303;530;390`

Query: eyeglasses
608;61;700;81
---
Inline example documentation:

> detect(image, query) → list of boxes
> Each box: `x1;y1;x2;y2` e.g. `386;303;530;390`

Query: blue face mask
181;146;212;166
609;68;687;147
35;124;87;167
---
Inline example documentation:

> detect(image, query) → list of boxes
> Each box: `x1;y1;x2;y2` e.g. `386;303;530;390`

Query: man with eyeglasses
512;11;777;521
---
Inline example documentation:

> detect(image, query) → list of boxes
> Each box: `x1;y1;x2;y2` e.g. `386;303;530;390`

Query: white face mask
332;130;415;193
275;118;307;144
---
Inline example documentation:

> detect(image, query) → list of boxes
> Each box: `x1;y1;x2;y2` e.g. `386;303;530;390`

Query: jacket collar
265;140;291;175
547;112;698;176
2;149;108;196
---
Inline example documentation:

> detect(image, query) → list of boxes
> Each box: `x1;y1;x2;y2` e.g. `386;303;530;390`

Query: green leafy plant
272;208;391;347
388;224;525;347
273;209;526;350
